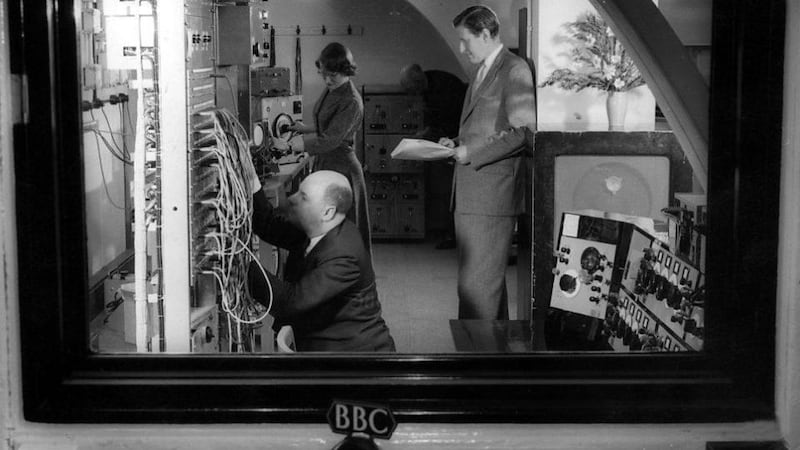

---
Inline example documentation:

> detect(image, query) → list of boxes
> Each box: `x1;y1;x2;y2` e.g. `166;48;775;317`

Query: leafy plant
540;12;645;92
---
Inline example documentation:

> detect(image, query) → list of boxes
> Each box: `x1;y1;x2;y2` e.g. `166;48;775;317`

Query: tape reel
272;113;295;141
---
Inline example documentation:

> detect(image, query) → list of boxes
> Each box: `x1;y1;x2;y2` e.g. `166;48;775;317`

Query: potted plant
539;11;646;130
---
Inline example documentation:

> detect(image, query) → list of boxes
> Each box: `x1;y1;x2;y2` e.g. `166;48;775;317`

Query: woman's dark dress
303;80;371;253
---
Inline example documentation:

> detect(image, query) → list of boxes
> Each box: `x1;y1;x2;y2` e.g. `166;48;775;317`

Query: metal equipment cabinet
360;86;426;239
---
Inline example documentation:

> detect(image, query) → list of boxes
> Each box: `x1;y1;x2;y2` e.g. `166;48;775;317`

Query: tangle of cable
195;108;273;351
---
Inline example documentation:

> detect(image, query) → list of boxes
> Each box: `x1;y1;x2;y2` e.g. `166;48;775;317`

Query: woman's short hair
452;5;500;38
315;42;357;76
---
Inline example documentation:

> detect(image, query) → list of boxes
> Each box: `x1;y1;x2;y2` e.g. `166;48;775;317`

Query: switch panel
551;210;704;352
363;94;424;134
217;4;272;66
397;203;425;238
364;134;423;173
550;236;616;319
369;202;394;236
362;87;426;240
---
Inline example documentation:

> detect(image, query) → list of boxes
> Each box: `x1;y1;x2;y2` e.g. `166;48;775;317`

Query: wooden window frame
10;0;784;423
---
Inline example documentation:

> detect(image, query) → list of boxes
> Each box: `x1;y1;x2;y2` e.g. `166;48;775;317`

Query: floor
372;239;518;353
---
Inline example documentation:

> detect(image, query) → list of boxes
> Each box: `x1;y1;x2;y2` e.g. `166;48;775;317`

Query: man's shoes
435;238;456;250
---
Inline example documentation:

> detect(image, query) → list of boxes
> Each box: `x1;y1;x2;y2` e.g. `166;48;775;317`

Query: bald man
248;170;396;352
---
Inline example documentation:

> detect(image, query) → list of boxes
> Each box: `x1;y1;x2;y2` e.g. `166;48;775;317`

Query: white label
562;214;580;237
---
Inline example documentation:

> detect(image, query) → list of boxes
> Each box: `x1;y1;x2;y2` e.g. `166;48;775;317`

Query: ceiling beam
590;0;709;192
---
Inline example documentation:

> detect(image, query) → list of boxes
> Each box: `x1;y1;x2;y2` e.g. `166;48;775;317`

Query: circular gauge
253;122;265;147
580;247;602;273
558;269;581;298
272;113;295;141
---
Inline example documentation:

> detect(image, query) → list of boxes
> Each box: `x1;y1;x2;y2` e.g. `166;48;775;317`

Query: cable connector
81;100;93;111
109;95;120;105
92;98;104;109
118;93;129;103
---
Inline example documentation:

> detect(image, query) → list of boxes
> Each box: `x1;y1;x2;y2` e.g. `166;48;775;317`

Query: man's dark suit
454;48;536;319
249;189;396;352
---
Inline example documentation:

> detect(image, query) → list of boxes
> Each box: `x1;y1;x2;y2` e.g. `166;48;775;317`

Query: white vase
606;90;628;131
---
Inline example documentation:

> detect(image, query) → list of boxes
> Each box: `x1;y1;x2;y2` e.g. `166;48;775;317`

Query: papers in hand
390;138;455;161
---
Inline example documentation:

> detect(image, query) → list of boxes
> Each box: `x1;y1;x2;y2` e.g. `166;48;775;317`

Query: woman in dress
284;42;371;253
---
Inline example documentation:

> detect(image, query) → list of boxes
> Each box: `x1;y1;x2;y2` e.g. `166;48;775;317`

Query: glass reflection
84;0;711;354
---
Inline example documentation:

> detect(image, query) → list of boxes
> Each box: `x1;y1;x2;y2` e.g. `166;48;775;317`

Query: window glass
83;0;712;355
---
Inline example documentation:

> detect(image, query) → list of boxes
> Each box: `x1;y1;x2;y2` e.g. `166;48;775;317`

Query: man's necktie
472;63;487;100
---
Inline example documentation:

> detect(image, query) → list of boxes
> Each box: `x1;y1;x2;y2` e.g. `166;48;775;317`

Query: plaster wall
405;0;530;74
264;0;467;125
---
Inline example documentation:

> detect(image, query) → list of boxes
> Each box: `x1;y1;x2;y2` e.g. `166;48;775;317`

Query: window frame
11;0;784;423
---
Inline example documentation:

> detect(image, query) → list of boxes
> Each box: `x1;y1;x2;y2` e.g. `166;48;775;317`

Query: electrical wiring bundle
191;108;273;352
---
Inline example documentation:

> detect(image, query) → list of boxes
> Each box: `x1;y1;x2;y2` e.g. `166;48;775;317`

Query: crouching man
248;170;396;352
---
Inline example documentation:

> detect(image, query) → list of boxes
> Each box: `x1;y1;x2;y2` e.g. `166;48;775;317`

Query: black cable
100;107;129;159
125;100;136;132
92;129;132;165
90;109;131;163
118;104;130;159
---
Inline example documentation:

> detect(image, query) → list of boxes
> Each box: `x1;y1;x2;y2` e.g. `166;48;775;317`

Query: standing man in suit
439;6;536;319
247;170;396;352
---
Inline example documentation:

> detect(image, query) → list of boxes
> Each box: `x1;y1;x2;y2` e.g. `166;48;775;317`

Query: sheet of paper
390;138;455;161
